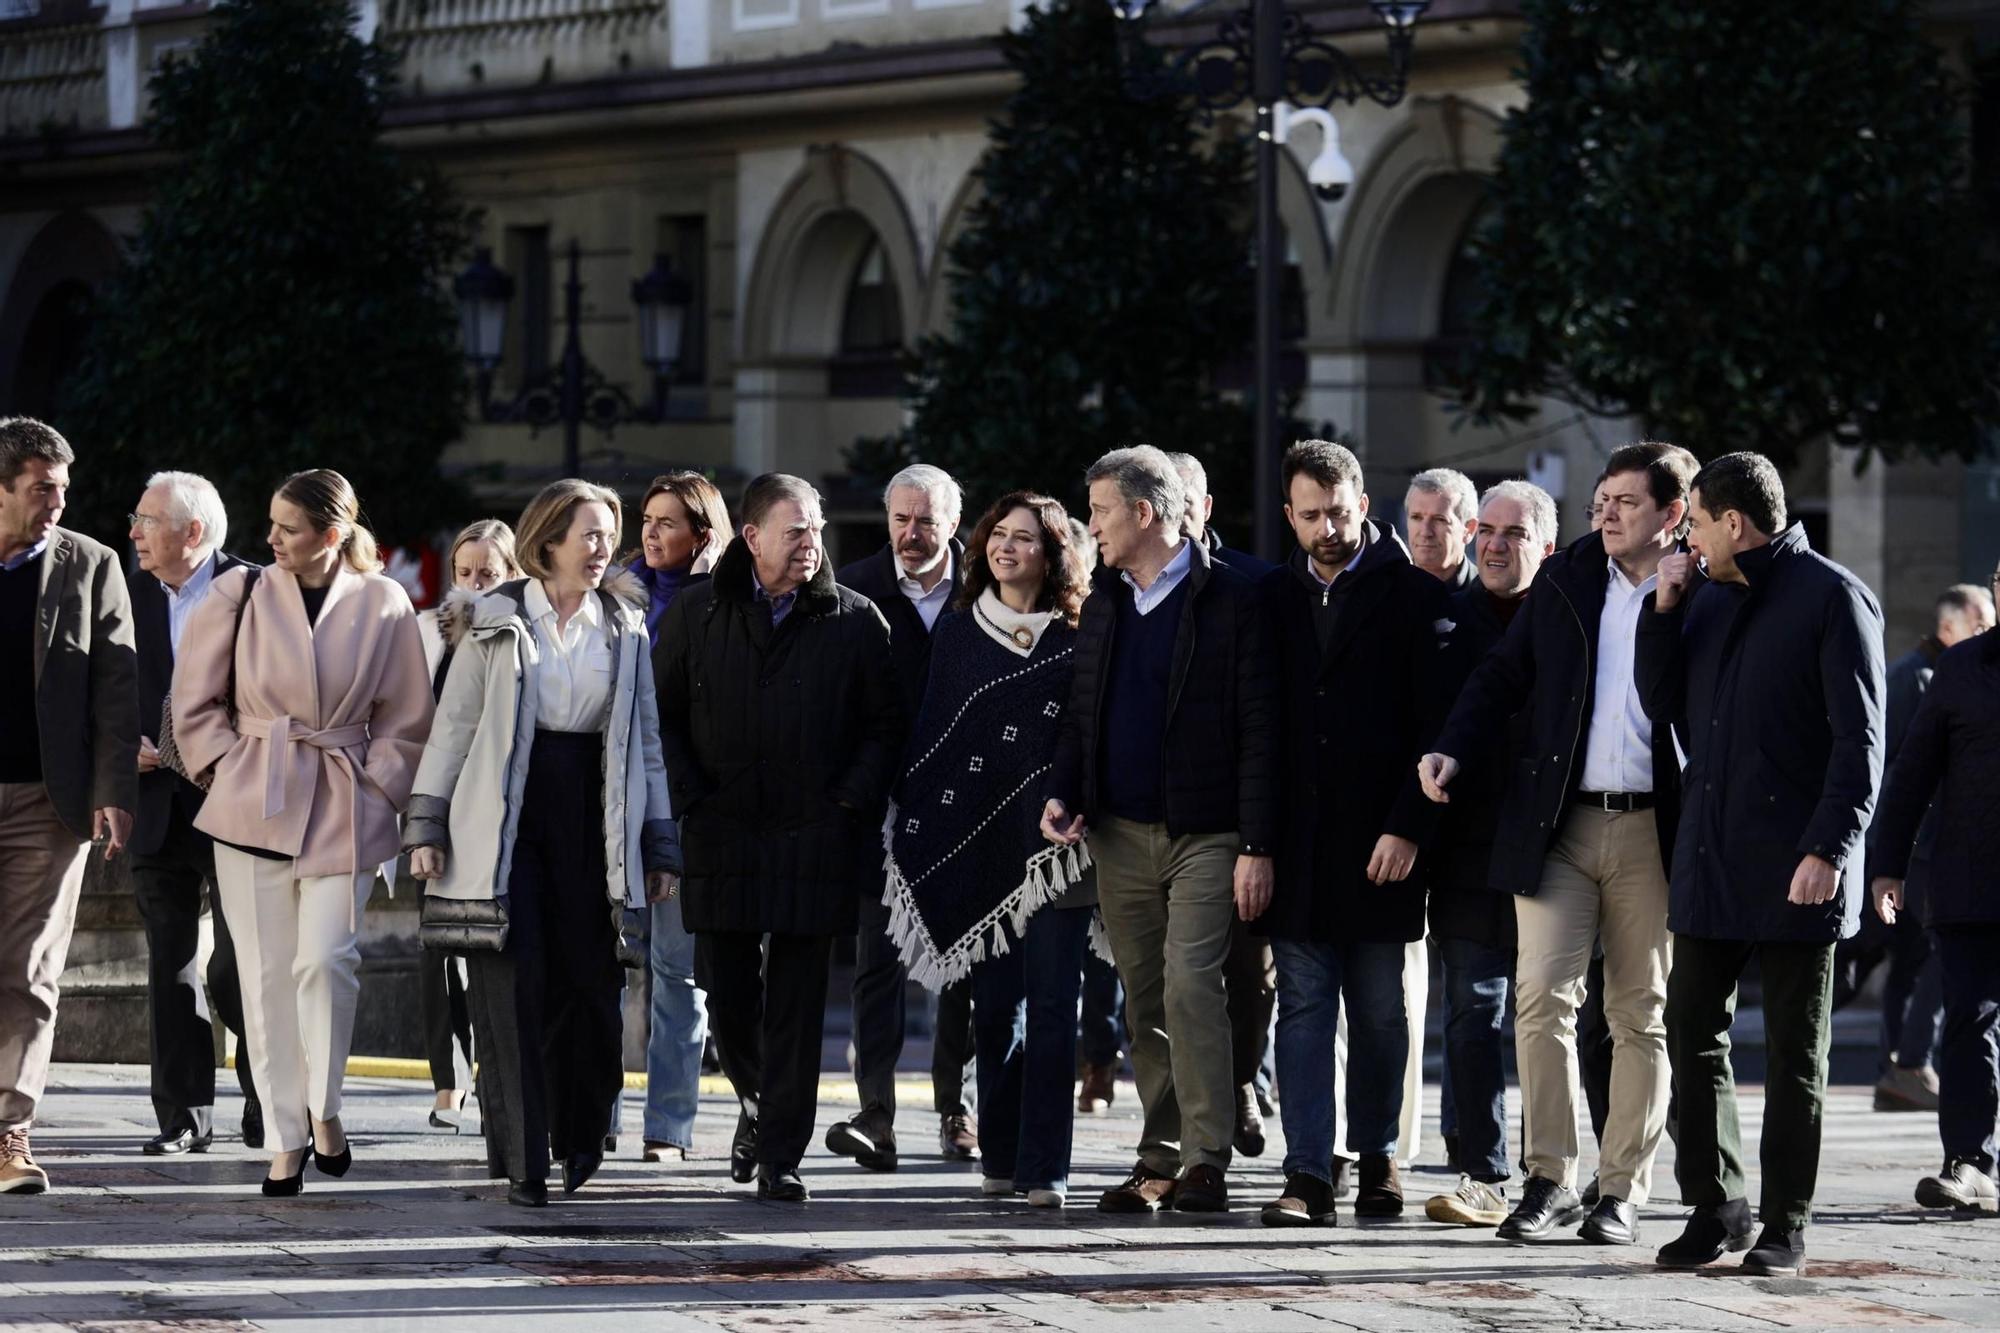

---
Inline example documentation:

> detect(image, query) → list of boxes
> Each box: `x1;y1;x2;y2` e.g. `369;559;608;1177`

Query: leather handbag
419;893;510;953
158;567;261;790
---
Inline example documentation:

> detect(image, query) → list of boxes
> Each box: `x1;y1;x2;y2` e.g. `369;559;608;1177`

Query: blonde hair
275;469;381;573
447;518;521;579
515;479;623;581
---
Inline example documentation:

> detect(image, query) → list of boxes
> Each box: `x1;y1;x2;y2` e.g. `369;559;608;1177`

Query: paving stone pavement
0;1063;1993;1331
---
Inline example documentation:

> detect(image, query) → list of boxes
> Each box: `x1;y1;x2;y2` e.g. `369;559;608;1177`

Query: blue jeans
1439;936;1513;1182
972;905;1091;1190
1272;938;1407;1182
643;899;707;1149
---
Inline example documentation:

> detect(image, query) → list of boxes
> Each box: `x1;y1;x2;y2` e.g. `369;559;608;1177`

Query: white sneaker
1025;1187;1066;1208
981;1176;1015;1196
1424;1173;1507;1226
0;1128;48;1195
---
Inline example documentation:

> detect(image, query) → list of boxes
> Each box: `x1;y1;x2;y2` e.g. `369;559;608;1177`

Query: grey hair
1479;479;1559;551
741;472;824;530
1408;467;1480;526
145;470;229;555
1164;451;1208;501
1085;445;1186;528
883;463;963;525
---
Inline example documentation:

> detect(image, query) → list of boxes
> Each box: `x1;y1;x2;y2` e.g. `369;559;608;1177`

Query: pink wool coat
172;564;435;877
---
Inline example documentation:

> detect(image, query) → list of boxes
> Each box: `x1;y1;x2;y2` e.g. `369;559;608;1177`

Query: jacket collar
1090;532;1216;600
1284;517;1408;590
1731;522;1809;589
712;535;839;616
445;567;648;646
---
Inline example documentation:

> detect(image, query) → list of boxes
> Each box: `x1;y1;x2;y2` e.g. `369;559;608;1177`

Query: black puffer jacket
1259;525;1452;945
1635;524;1885;943
1046;540;1279;849
653;538;902;936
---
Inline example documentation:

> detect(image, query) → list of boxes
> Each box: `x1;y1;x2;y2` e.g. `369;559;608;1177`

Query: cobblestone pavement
0;1063;1993;1331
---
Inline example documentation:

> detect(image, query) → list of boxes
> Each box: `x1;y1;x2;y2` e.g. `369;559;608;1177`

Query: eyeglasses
127;512;165;531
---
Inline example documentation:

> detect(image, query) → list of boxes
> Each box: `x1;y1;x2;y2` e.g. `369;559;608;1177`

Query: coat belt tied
236;715;374;925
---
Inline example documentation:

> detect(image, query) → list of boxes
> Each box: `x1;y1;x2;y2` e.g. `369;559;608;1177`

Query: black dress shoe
241;1099;265;1150
1655;1198;1756;1268
562;1151;602;1194
757;1168;808;1202
1740;1225;1806;1276
730;1111;758;1185
825;1114;898;1171
1496;1175;1585;1241
312;1138;352;1179
144;1128;212;1156
1579;1195;1640;1245
1580;1171;1600;1208
261;1159;306;1198
508;1178;548;1208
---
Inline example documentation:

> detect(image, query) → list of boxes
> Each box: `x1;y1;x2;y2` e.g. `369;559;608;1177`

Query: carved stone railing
379;0;670;97
0;16;105;138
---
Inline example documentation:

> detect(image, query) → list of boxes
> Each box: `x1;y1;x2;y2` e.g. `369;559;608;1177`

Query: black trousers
1224;920;1276;1089
129;813;255;1135
420;950;473;1094
698;929;834;1172
853;889;975;1120
1935;925;2000;1174
467;731;624;1185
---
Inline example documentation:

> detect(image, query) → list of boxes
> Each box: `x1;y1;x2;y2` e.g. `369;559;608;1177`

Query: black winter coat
653;538;903;936
1433;529;1681;897
128;551;253;857
1635;524;1885;943
1047;540;1280;849
1259;525;1451;945
835;539;965;725
1427;579;1531;950
1867;629;2000;928
1864;642;1943;887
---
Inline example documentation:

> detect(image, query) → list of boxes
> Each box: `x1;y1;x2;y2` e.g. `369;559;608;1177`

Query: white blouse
524;579;613;733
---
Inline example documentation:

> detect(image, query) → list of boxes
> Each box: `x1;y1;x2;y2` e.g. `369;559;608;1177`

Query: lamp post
454;238;695;479
1113;0;1428;559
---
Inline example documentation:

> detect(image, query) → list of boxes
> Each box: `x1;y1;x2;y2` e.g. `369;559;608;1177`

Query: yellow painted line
229;1055;932;1101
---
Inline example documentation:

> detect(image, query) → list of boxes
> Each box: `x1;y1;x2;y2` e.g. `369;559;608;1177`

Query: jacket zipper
1551;573;1591;811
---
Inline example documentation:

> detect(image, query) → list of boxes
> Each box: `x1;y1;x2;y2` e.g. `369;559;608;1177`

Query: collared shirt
1305;534;1370;594
1579;557;1659;793
1;537;47;573
524;579;613;733
1121;539;1193;616
896;550;955;633
752;570;799;628
160;554;218;657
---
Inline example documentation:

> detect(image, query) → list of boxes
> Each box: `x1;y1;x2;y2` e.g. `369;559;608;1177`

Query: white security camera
1272;102;1354;203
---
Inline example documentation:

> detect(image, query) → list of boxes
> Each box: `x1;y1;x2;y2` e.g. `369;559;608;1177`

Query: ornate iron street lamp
454;239;694;479
1113;0;1429;558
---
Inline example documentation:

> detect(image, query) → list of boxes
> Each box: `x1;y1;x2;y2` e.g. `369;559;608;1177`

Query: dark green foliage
1456;0;2000;468
865;0;1255;520
62;0;475;545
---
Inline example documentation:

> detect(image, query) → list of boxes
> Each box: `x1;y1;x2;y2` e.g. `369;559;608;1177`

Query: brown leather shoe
939;1113;978;1161
1353;1153;1404;1217
1077;1062;1116;1114
1175;1164;1229;1213
1097;1161;1177;1213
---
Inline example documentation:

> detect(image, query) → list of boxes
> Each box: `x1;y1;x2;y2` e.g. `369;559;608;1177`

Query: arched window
830;239;904;397
1424;199;1496;390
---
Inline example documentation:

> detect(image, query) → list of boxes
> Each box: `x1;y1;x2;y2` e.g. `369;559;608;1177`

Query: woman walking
630;473;729;1164
413;520;521;1130
172;469;434;1196
883;491;1096;1207
405;480;679;1208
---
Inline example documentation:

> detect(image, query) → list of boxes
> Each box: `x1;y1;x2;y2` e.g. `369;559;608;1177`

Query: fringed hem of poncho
881;807;1113;990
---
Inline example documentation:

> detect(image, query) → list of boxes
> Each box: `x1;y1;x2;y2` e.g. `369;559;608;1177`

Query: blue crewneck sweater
630;558;689;640
1098;576;1190;823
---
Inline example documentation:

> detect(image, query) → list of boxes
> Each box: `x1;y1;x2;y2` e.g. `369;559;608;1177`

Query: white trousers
1333;936;1429;1165
212;845;372;1153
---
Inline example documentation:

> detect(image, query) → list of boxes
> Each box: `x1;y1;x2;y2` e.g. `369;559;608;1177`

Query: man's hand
410;846;447;880
1366;834;1418;885
1417;754;1459;804
1871;876;1904;926
1040;799;1086;846
93;807;132;860
137;736;161;774
646;869;680;904
1788;853;1839;906
1656;551;1697;611
1233;854;1273;922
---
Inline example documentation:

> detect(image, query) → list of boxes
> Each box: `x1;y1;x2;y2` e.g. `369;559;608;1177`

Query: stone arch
741;145;925;363
0;210;122;414
920;168;983;340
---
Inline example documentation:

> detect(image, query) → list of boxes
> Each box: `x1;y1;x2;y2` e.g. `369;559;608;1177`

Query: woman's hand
691;536;722;577
410;846;447;880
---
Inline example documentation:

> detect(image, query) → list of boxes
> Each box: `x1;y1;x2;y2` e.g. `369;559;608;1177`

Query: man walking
654;473;902;1201
1257;440;1451;1227
126;471;261;1154
1405;467;1480;589
1041;445;1278;1215
1422;480;1558;1228
827;462;977;1170
0;418;139;1195
1419;441;1696;1247
1639;452;1884;1276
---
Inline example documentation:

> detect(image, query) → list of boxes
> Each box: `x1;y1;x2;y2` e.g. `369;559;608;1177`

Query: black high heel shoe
261;1154;307;1198
312;1134;352;1179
